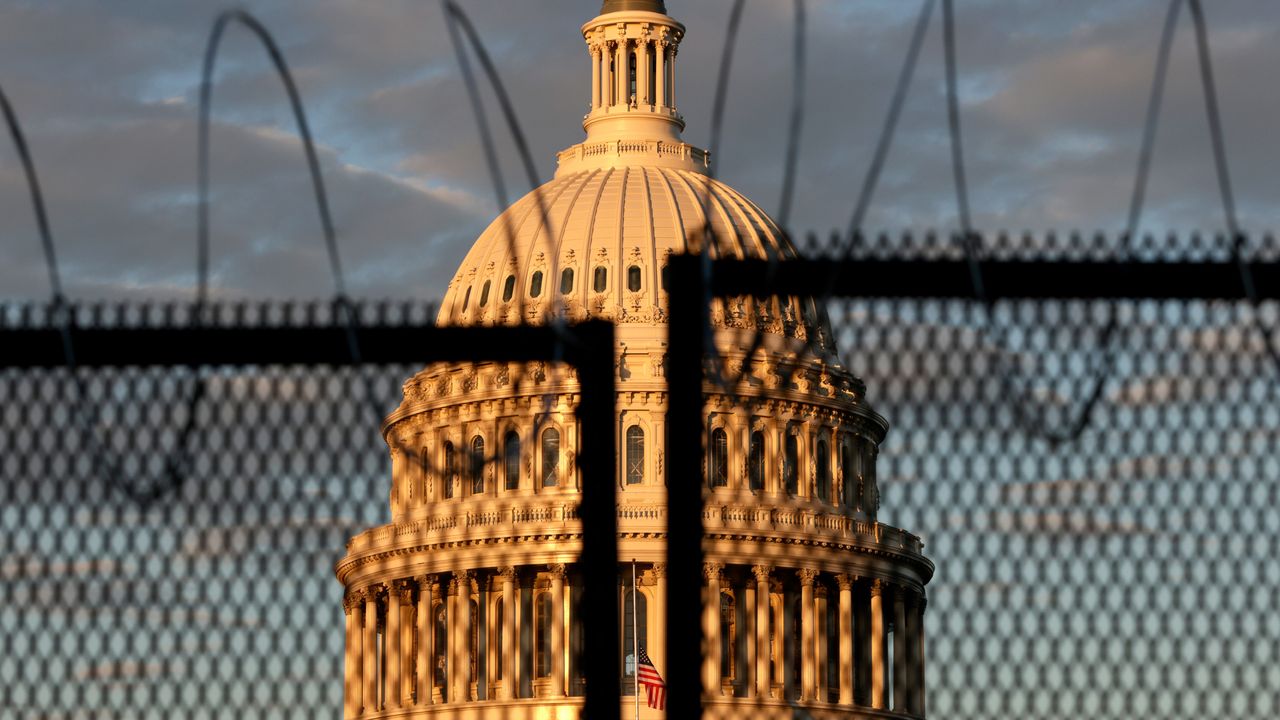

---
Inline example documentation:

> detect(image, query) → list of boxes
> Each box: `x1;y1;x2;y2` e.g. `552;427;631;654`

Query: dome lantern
561;0;705;175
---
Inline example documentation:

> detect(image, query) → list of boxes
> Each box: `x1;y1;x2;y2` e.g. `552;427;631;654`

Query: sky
1;0;1279;303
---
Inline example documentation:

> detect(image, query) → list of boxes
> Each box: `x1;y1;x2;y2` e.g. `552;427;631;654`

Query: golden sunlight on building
334;1;933;717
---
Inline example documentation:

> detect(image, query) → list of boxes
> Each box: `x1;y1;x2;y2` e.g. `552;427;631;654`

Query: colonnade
343;561;925;717
589;35;677;111
701;562;927;715
342;564;574;718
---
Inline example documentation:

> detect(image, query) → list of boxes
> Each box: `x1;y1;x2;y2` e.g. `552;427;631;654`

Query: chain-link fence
3;233;1279;718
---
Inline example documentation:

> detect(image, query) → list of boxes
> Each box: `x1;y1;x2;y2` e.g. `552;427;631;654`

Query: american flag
636;647;666;710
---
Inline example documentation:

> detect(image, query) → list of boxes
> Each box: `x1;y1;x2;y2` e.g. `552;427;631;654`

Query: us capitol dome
335;1;933;717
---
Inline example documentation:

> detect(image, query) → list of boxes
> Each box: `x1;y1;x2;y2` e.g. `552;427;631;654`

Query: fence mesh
1;233;1278;718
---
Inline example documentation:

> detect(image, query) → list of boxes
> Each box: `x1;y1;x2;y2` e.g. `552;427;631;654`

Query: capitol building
335;1;933;717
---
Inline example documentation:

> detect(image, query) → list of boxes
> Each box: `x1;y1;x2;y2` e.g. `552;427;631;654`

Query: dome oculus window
625;425;644;485
541;428;560;487
502;275;516;303
504;430;520;490
469;436;485;494
815;435;831;502
530;271;544;298
442;441;456;499
710;428;728;487
627;265;642;292
593;266;608;293
560;268;575;294
748;431;765;491
783;432;799;495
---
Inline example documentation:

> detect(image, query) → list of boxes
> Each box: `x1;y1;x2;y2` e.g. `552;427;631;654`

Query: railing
347;497;923;556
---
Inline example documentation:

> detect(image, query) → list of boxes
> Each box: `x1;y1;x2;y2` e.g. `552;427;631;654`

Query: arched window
710;428;729;487
470;599;479;684
622;585;648;694
627;265;642;292
783;432;799;495
541;428;560;487
462;286;471;312
530;271;544;298
434;603;448;690
841;436;857;511
502;275;516;302
625;426;644;485
720;591;735;681
479;279;491;307
536;592;553;678
443;441;456;499
593;266;608;293
493;597;504;681
748;431;765;491
815;434;831;502
561;267;575;294
470;436;485;494
504;431;520;490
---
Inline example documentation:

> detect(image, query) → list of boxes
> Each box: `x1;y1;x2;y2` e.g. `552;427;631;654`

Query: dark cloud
1;0;1278;303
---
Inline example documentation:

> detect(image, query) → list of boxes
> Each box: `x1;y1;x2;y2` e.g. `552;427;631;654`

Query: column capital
547;563;567;579
703;561;725;583
365;584;386;602
498;566;518;582
449;570;473;596
391;579;413;603
797;568;819;586
650;562;666;579
751;564;772;584
343;591;363;612
869;578;883;597
414;573;435;588
835;573;854;591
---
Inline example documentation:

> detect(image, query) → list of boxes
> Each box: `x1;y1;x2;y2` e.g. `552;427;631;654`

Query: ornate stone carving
751;565;771;584
797;568;819;586
650;562;666;579
703;561;724;583
869;578;883;597
835;574;853;591
498;566;518;583
547;563;567;579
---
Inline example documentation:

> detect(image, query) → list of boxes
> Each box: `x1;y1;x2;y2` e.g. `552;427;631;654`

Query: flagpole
632;559;640;720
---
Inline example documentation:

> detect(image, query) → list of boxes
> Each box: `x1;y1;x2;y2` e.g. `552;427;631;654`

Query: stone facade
335;2;933;717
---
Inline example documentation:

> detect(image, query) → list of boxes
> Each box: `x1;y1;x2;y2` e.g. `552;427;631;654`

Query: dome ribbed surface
438;166;794;326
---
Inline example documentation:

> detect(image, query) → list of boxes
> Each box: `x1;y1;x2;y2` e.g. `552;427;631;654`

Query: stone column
363;587;380;712
655;40;666;108
744;578;756;698
798;569;817;700
550;564;567;696
452;571;473;702
590;43;601;109
836;575;853;705
752;565;771;699
703;562;724;698
651;563;667;673
914;596;927;716
386;581;405;709
816;585;829;702
668;45;677;108
416;576;433;706
499;567;517;700
602;41;614;108
344;592;363;718
893;587;908;712
636;39;649;106
869;579;885;709
615;39;627;107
